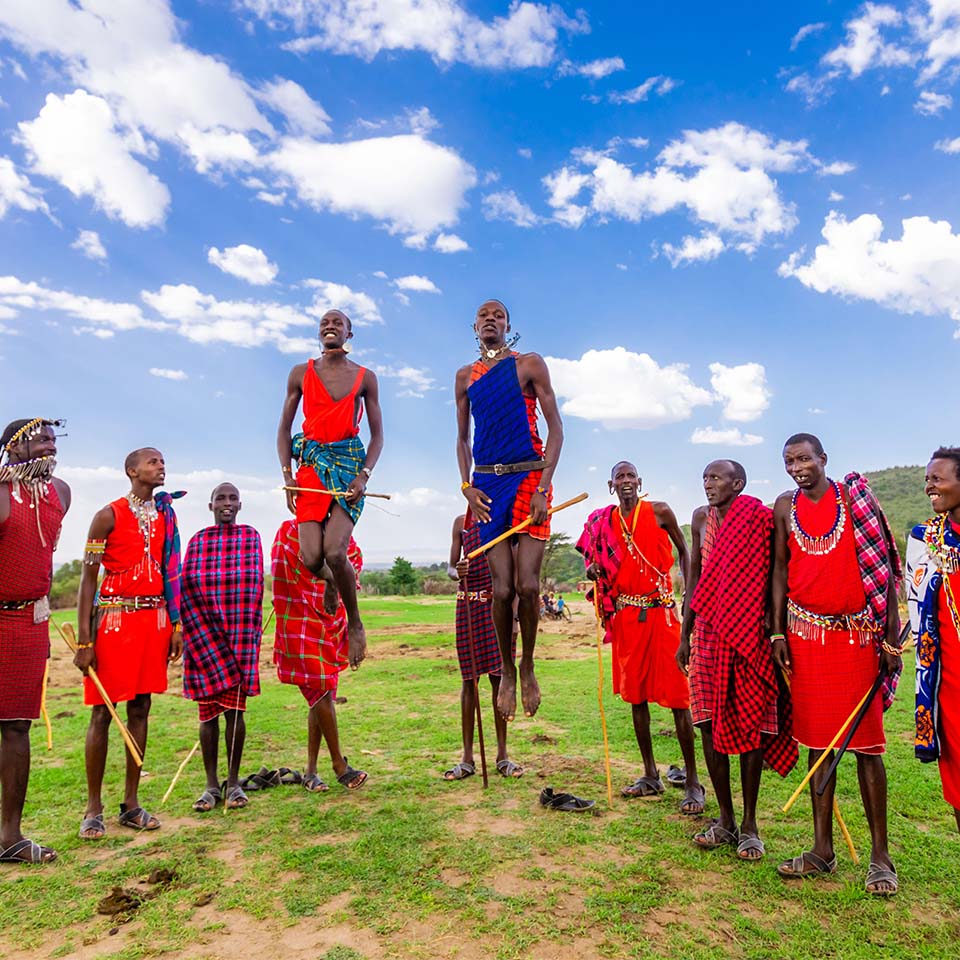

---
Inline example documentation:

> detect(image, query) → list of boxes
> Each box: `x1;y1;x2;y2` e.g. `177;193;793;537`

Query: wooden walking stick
162;741;200;805
40;660;52;750
459;575;489;789
467;493;589;560
593;590;614;808
55;621;144;767
283;486;392;500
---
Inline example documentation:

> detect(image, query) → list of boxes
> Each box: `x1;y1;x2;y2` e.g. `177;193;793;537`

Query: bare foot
348;620;366;669
519;660;541;718
323;578;340;616
497;667;517;721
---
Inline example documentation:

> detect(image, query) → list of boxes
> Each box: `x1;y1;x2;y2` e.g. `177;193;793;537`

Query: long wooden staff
782;678;878;813
40;660;52;750
467;493;589;560
815;670;886;796
162;741;199;805
283;486;391;500
459;577;489;788
780;670;857;862
593;590;614;808
55;621;143;767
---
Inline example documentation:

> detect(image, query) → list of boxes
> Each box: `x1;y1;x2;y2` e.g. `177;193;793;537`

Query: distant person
0;418;70;864
455;298;564;720
578;460;704;816
771;434;901;895
679;460;797;862
277;309;383;676
556;594;565;614
75;448;183;839
910;447;960;832
181;483;263;812
272;520;367;791
443;514;522;782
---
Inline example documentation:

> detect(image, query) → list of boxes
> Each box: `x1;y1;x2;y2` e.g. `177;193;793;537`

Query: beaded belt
0;598;42;611
457;590;491;601
787;598;880;643
474;459;549;476
615;593;675;612
97;596;166;612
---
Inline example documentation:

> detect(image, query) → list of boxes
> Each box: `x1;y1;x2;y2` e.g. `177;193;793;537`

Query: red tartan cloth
689;507;719;725
690;496;797;775
271;520;362;698
455;522;506;679
937;571;960;808
182;524;264;701
0;485;62;720
198;686;247;722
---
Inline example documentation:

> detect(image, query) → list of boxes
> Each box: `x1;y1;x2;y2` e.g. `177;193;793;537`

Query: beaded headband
1;418;65;454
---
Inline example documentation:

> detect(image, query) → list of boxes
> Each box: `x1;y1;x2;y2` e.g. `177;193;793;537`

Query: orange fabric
470;355;551;540
609;500;688;708
301;360;365;442
85;498;170;706
938;567;960;809
788;488;866;615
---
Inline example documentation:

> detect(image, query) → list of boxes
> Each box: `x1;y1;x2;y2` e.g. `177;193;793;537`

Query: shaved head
321;309;351;330
210;481;239;501
124;447;160;477
610;460;637;480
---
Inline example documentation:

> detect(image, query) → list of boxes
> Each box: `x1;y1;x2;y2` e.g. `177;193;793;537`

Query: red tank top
469;354;543;456
612;500;674;596
0;484;63;601
787;486;866;615
302;360;366;443
100;498;165;599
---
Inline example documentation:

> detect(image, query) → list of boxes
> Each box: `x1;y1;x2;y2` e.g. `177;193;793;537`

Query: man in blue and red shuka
181;483;263;813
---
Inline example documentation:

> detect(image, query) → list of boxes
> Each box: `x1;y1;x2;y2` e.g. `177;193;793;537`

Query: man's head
209;482;241;525
1;418;58;464
125;447;166;489
474;299;510;345
925;447;960;516
782;433;827;491
703;459;746;508
318;309;353;351
609;460;640;506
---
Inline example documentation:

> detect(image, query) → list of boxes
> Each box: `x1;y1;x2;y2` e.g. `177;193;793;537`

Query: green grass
4;596;959;959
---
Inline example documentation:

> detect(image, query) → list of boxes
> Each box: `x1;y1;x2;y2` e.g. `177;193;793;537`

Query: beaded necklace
790;480;846;555
924;513;960;575
617;499;671;599
127;492;158;581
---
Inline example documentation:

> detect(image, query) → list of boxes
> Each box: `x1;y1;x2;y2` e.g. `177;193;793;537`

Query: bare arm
344;369;384;504
277;363;305;514
655;501;689;592
455;365;492;523
52;477;71;515
770;493;792;673
522;353;564;526
0;485;8;527
678;507;706;669
74;505;115;675
448;514;465;580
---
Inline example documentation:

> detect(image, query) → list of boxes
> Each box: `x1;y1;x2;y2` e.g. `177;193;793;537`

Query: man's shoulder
691;504;709;525
773;490;793;511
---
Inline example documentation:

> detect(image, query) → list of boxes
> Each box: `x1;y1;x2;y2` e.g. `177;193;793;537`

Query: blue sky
2;0;959;562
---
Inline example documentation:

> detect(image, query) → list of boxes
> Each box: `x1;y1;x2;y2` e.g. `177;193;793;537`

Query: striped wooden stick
467;492;589;560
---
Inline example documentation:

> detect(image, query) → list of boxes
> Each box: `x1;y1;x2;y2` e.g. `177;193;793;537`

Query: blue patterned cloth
293;434;365;525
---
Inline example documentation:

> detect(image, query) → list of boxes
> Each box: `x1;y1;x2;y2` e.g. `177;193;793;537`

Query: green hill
865;464;931;557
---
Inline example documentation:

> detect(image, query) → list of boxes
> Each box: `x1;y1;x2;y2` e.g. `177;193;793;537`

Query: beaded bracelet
460;480;471;492
881;641;902;656
769;633;786;643
76;640;94;650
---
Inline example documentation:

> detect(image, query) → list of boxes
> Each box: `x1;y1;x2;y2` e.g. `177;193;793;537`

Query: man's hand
463;486;492;524
169;629;183;663
529;490;548;526
284;486;297;515
349;633;367;670
676;637;691;675
881;648;902;676
585;562;601;582
456;558;470;580
344;474;367;504
74;646;96;676
771;637;791;675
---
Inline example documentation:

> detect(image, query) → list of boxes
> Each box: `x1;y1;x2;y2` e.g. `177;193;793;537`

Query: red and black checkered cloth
181;524;264;701
455;522;505;680
691;495;797;776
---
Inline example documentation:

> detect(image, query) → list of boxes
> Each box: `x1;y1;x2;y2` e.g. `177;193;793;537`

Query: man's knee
89;704;113;730
300;540;324;571
325;545;349;571
0;719;32;739
491;579;515;605
515;577;539;603
126;694;151;722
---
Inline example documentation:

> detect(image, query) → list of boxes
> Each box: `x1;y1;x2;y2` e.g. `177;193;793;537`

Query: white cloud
18;90;170;228
393;275;441;294
267;134;476;240
690;426;763;446
828;190;844;201
303;279;383;325
935;135;960;153
661;233;725;267
71;229;107;261
208;244;279;285
0;155;49;219
791;22;827;51
542;122;839;251
256;190;287;205
608;75;676;104
816;160;856;175
821;3;912;77
142;283;316;352
247;0;589;69
482;189;541;227
177;126;258;174
256;77;331;136
406;106;439;135
544;347;715;429
149;367;188;381
370;363;436;397
433;232;470;253
779;211;960;326
708;362;771;421
559;56;625;79
73;325;114;339
916;90;953;115
627;136;650;149
919;0;960;80
517;147;533;159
